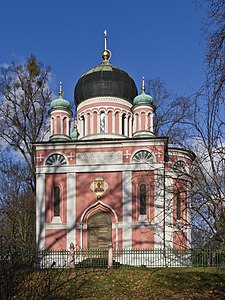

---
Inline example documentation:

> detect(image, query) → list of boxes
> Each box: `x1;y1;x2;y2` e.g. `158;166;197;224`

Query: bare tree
204;0;225;104
189;76;225;248
0;156;35;251
188;0;225;248
145;78;193;146
0;55;52;190
0;56;52;252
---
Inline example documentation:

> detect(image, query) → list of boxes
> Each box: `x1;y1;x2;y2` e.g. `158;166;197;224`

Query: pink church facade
35;45;194;252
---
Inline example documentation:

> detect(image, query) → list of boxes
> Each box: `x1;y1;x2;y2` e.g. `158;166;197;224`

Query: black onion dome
74;61;138;106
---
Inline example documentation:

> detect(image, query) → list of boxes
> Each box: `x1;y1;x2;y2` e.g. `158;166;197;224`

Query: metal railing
1;247;224;269
37;250;70;268
35;248;225;269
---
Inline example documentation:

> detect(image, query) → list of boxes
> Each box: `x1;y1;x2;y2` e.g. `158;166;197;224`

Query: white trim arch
80;200;118;224
80;200;119;249
49;182;64;223
131;148;156;164
44;152;69;166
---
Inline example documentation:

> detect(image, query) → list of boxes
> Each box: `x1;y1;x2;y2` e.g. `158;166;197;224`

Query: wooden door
87;211;112;249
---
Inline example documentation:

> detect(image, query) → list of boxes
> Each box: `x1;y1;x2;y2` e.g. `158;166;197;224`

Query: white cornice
77;96;133;110
36;163;163;174
80;133;126;141
34;137;167;150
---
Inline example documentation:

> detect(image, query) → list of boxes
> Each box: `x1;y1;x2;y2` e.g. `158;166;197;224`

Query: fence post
108;242;113;268
69;242;75;268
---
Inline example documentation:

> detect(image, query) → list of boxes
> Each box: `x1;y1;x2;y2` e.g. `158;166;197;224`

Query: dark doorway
87;211;112;249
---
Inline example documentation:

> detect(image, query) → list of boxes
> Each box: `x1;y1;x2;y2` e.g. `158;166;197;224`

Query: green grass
73;267;225;300
4;267;225;300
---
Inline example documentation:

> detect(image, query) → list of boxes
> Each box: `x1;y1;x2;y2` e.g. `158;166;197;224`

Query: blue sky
0;0;206;103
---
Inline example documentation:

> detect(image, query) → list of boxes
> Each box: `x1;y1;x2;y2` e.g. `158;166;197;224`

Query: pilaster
122;171;132;248
36;173;46;250
67;173;76;249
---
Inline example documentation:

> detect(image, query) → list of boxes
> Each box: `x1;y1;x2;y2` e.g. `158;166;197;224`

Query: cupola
49;82;72;141
74;31;137;106
133;77;153;106
75;31;137;140
132;78;155;138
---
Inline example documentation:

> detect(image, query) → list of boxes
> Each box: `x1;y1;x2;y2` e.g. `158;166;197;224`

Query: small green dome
133;77;153;106
70;126;78;140
133;91;153;105
50;95;71;110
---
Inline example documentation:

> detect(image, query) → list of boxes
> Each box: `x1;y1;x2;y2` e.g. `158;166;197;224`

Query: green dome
70;126;78;140
50;95;71;110
133;91;153;106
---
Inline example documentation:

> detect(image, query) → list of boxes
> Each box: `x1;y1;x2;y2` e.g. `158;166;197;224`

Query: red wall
76;171;122;248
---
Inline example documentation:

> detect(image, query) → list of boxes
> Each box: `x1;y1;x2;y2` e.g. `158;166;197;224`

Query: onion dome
133;77;153;106
74;31;137;106
51;82;71;110
70;125;78;141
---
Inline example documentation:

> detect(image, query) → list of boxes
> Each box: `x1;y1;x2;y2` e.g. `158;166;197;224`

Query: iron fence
37;250;70;268
1;248;224;269
35;248;225;269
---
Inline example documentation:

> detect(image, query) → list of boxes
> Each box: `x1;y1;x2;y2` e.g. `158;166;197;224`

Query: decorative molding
76;151;123;165
77;96;133;110
34;138;167;150
78;107;132;116
36;162;163;174
45;223;67;230
80;133;125;141
51;216;62;223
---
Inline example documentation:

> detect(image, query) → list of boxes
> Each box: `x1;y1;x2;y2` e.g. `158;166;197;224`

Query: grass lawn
3;267;225;299
73;267;225;300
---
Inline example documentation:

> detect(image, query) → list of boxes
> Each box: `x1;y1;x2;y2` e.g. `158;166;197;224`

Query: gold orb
102;49;110;61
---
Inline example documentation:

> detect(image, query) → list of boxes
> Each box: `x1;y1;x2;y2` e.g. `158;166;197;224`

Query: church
35;33;194;252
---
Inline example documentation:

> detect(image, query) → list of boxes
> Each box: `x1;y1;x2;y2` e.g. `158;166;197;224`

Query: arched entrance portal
87;211;112;249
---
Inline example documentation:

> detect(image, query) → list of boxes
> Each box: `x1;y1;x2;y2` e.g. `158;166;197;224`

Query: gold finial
59;81;64;97
141;76;145;93
102;29;111;61
102;49;111;61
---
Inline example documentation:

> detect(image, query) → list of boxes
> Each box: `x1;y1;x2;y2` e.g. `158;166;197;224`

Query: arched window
63;117;67;135
176;192;181;220
81;115;85;136
121;114;126;135
46;154;67;166
140;184;146;215
174;160;187;174
54;186;60;216
100;112;106;133
132;150;153;163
